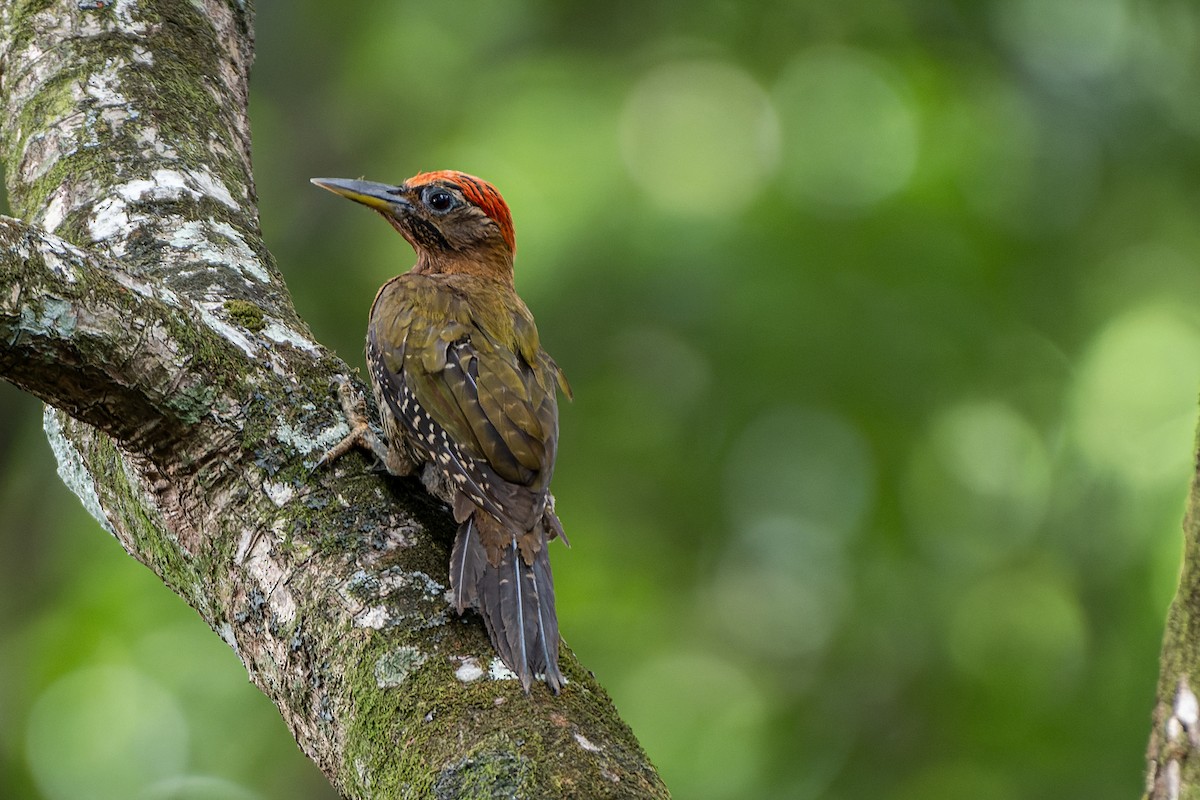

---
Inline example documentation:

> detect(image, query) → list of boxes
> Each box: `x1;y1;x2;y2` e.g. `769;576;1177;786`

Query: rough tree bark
1146;435;1200;800
0;2;668;798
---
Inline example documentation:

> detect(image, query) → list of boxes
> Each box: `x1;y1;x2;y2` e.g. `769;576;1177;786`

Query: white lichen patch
241;522;297;625
1161;676;1200;800
210;221;264;277
96;180;258;256
40;249;77;284
112;270;184;309
374;646;427;688
1167;715;1183;744
41;187;69;233
1167;676;1200;751
33;231;90;285
216;621;242;660
86;58;139;131
131;45;154;65
354;606;392;629
1166;759;1181;800
135;127;178;160
37;238;86;285
489;658;519;682
89;170;240;240
188;167;240;209
379;569;445;599
412;570;446;596
196;301;258;358
1177;681;1199;730
167;219;266;282
573;733;603;753
455;657;485;683
262;480;295;507
118;170;190;202
117;169;197;205
275;413;352;458
43;408;114;533
109;0;151;35
88;195;130;242
231;527;258;566
233;527;259;564
262;322;320;353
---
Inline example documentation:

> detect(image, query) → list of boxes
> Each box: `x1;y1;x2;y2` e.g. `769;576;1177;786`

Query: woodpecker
312;170;571;693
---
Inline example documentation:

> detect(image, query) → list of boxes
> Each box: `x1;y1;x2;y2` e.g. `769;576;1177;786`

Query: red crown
407;170;516;254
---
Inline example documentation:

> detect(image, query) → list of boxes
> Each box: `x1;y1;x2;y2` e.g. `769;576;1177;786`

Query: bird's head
311;170;516;279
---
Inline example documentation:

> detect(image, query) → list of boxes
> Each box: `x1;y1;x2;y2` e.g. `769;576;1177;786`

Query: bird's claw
315;420;372;471
333;374;369;423
316;375;375;470
317;374;412;476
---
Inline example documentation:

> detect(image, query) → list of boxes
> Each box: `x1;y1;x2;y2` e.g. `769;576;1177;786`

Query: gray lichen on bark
0;1;668;797
43;402;113;533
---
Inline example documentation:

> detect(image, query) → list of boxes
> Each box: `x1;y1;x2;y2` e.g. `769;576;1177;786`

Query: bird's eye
424;188;456;213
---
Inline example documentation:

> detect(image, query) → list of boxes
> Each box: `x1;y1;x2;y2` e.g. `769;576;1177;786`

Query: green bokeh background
2;0;1198;797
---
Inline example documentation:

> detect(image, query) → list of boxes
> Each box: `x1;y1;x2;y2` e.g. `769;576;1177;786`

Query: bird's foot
316;376;410;475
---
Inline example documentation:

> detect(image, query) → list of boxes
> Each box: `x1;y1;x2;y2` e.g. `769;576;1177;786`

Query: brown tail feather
449;517;486;614
451;517;562;693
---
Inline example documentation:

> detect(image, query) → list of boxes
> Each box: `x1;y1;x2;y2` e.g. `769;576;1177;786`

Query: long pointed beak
310;178;409;214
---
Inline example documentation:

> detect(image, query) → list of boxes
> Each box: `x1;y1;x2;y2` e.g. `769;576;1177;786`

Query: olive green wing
368;277;564;527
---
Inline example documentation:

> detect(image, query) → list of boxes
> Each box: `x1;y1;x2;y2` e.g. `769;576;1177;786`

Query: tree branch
0;216;243;456
1145;452;1200;799
0;2;667;797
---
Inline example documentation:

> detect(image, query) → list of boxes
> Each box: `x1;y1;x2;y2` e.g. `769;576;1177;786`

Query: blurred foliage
2;0;1199;797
